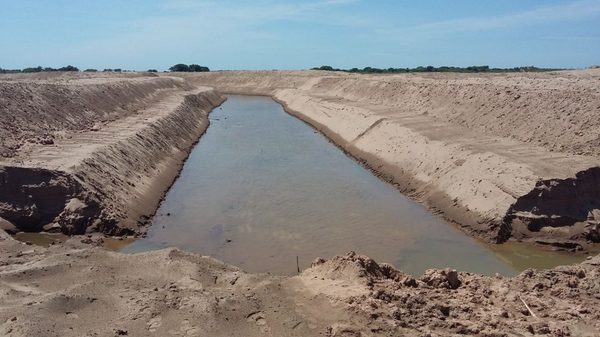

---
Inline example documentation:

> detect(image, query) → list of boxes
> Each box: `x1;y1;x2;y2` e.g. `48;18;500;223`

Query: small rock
420;268;461;289
311;257;326;266
40;137;54;145
401;275;418;287
42;222;62;232
0;217;19;235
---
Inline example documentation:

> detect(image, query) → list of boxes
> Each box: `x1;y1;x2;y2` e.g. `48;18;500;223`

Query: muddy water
123;95;582;276
14;232;134;251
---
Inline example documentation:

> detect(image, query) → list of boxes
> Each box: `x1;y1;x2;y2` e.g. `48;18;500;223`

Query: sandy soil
1;232;598;337
1;70;599;336
188;70;600;247
2;70;598;246
0;72;225;235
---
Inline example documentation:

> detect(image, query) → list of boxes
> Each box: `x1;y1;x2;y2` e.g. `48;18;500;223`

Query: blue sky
1;0;599;70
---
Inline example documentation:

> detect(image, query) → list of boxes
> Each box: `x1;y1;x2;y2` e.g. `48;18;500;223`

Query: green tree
22;66;43;73
312;65;334;71
188;64;209;72
58;65;79;71
169;64;190;72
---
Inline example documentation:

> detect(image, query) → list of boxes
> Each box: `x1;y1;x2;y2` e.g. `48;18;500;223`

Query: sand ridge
0;73;225;235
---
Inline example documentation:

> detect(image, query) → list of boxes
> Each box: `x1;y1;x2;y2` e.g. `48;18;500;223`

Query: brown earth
186;70;600;247
2;70;599;246
1;233;599;337
1;70;600;336
0;72;225;235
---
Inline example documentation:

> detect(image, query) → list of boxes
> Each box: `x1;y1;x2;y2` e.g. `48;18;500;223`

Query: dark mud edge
499;167;600;247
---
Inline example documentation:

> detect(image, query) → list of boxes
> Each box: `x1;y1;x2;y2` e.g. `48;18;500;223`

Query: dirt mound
2;241;597;337
298;251;600;336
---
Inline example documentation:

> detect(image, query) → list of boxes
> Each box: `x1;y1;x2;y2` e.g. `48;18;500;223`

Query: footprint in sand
180;319;199;336
147;316;162;332
246;311;267;326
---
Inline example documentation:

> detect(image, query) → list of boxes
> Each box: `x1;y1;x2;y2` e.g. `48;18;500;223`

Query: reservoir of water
123;95;583;276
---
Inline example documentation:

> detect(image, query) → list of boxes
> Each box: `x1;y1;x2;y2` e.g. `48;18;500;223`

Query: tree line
0;66;127;74
0;65;80;73
311;65;562;73
1;63;211;74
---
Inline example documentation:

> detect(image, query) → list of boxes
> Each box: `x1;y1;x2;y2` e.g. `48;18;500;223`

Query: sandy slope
0;73;225;235
188;70;600;246
1;233;598;337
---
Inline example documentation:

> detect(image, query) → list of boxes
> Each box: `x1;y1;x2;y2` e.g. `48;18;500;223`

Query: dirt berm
187;70;600;247
0;73;225;235
1;232;598;336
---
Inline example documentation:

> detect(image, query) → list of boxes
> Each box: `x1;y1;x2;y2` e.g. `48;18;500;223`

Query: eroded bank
0;74;225;235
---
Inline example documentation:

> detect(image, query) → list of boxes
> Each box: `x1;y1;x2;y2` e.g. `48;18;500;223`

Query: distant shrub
22;66;43;73
0;67;21;74
169;64;210;72
113;68;122;72
311;65;337;71
188;64;209;72
58;65;79;71
147;69;158;72
169;64;190;72
84;68;98;72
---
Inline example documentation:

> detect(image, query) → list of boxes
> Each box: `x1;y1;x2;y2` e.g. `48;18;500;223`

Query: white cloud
391;0;600;36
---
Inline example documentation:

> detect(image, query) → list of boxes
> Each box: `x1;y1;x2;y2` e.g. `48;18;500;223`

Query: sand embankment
188;70;600;246
0;73;225;235
1;233;598;336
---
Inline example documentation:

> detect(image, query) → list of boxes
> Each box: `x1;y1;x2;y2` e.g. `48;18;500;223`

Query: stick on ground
519;295;538;319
